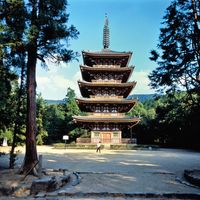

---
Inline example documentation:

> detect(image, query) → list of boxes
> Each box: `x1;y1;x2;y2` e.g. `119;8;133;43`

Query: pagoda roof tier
82;49;132;67
80;65;134;83
78;81;136;98
76;98;137;113
73;116;140;130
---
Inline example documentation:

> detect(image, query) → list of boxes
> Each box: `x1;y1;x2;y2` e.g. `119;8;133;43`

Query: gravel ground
0;145;200;199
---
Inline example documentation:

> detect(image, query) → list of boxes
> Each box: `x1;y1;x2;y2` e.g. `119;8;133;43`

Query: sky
36;0;171;100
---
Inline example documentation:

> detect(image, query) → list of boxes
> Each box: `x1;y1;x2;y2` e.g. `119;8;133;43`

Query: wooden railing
93;65;120;68
91;80;121;83
90;113;125;117
90;95;123;99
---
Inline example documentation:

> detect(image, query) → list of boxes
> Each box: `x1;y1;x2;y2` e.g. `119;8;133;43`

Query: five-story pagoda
73;16;140;144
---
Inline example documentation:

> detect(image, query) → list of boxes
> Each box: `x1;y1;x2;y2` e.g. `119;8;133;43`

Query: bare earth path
0;145;200;199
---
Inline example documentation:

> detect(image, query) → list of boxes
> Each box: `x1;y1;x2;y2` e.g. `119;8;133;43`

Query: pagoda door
100;132;111;143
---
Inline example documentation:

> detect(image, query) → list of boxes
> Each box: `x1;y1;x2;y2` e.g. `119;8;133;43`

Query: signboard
63;135;69;140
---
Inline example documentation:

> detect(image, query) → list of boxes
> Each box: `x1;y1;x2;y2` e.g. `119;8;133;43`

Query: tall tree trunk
22;46;38;174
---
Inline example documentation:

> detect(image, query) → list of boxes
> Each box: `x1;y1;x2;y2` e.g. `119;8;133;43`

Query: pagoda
73;16;140;144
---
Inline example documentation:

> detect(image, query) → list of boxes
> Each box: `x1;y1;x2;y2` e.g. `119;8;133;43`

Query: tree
0;0;79;174
36;94;48;145
148;0;200;149
43;104;65;143
0;58;18;132
64;88;80;118
62;88;86;141
0;0;27;168
149;0;200;96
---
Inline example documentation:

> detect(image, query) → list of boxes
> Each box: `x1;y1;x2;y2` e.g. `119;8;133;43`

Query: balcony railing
90;95;123;99
90;113;125;117
93;65;120;68
91;79;121;83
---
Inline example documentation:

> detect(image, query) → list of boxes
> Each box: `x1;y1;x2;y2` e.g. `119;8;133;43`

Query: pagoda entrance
91;131;122;144
100;132;111;143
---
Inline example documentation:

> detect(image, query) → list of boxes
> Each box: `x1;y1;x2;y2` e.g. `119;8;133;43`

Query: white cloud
130;70;155;94
36;63;80;100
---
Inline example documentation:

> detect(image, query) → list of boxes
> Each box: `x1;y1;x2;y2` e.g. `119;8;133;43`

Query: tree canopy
149;0;200;95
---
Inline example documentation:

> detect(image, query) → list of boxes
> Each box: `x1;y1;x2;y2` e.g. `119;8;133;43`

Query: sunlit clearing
119;161;159;167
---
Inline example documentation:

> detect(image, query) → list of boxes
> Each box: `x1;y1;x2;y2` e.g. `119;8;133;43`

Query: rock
184;169;200;187
30;177;57;195
35;192;46;198
30;175;70;195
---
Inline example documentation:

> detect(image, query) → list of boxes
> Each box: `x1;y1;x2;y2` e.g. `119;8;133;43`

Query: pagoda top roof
82;49;132;56
82;49;132;67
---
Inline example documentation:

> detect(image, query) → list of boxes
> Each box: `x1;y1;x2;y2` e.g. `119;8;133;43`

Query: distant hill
128;94;156;102
45;99;65;105
45;94;155;105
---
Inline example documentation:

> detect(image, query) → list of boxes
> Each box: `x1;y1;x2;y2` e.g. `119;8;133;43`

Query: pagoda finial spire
103;14;110;49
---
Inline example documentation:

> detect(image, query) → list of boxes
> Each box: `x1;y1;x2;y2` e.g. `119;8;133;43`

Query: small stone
46;191;58;196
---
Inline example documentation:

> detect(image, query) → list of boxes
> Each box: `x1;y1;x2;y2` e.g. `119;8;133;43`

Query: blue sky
36;0;171;100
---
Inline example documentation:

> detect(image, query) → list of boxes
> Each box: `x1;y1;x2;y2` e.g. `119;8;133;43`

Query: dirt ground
0;146;63;197
1;145;200;199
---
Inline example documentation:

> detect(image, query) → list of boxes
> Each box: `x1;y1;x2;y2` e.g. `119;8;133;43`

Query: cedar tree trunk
22;46;38;174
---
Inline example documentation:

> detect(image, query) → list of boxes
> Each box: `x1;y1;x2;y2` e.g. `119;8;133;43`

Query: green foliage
145;0;200;149
41;88;88;143
60;87;88;141
128;101;156;125
64;88;80;117
0;65;18;131
133;92;200;149
69;128;90;141
0;129;13;144
43;104;65;143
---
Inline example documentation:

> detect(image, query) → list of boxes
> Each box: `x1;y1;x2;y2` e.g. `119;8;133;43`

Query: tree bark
22;46;38;174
